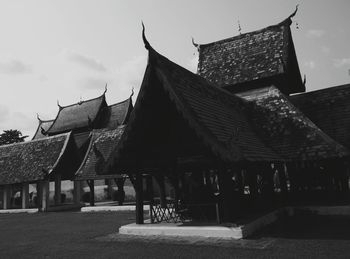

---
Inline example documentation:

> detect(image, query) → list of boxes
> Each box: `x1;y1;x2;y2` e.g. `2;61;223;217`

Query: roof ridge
108;97;131;107
57;92;106;109
193;6;298;49
292;83;350;96
46;92;106;134
0;131;70;149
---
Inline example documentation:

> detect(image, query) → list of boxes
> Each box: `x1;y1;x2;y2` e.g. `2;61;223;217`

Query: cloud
0;59;31;74
321;46;330;54
63;49;107;72
0;105;9;121
77;77;107;90
112;55;147;97
303;61;316;69
333;58;350;68
306;29;325;38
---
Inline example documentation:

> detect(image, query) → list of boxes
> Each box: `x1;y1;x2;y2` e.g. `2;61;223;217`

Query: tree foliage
0;129;28;146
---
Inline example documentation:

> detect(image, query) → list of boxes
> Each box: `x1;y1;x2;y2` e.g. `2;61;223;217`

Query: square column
73;180;81;205
21;183;30;209
54;174;61;205
135;172;144;224
40;181;50;212
3;185;11;210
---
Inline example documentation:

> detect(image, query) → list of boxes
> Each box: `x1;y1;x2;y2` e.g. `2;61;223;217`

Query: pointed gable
102;97;133;129
75;126;125;180
47;93;107;135
32;119;54;140
103;42;281;172
196;12;304;95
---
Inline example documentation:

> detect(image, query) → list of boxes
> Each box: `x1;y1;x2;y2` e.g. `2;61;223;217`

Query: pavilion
0;132;80;211
32;89;134;206
101;10;349;225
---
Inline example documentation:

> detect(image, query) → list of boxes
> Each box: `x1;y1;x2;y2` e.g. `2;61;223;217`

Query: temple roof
102;97;133;129
290;84;350;149
0;132;80;185
103;41;281;170
46;93;107;135
196;11;304;94
75;126;125;180
32;118;54;140
236;87;349;160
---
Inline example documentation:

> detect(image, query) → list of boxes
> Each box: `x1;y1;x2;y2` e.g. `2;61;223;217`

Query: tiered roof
290;84;350;149
103;35;282;171
0;132;80;185
46;93;107;135
195;8;304;94
75;126;125;180
236;87;349;160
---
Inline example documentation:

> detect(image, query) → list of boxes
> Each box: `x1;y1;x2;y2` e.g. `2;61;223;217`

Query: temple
1;9;350;236
100;21;349;224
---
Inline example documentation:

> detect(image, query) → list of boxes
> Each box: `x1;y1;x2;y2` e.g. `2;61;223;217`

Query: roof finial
288;4;299;20
57;100;62;110
104;83;108;94
130;87;134;98
192;37;200;51
142;21;151;50
238;20;242;35
40;127;47;135
36;113;41;122
303;74;306;86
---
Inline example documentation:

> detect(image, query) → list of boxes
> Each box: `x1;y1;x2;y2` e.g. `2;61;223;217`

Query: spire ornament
142;21;151;50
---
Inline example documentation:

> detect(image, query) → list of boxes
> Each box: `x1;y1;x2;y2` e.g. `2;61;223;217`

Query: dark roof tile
75;127;125;180
47;94;106;134
236;87;349;160
0;132;77;185
290;84;350;149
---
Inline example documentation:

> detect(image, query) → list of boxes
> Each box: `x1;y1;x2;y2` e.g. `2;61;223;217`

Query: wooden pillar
73;181;81;205
36;182;42;208
21;183;29;209
54;174;61;205
41;181;50;211
155;175;167;208
3;185;11;209
277;163;288;195
107;179;114;199
217;168;233;222
87;180;95;206
135;172;144;224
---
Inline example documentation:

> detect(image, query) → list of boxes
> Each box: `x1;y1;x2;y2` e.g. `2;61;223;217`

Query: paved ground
0;211;350;258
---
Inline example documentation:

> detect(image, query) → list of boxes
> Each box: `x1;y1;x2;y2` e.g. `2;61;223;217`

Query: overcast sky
0;0;349;138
